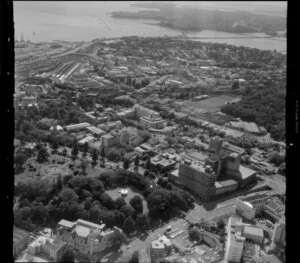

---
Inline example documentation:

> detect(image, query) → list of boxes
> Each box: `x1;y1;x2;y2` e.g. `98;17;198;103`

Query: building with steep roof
56;219;122;256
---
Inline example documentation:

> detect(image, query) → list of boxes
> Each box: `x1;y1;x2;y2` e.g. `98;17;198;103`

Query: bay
14;1;286;51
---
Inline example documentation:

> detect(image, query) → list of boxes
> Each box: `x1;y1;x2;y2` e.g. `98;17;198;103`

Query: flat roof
215;181;223;188
101;133;114;139
77;219;105;230
58;219;75;229
86;126;105;134
219;179;238;187
65;122;91;129
78;135;95;144
186;151;209;162
243;226;264;237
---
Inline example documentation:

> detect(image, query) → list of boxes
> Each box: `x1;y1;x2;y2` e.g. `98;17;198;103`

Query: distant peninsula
111;2;286;36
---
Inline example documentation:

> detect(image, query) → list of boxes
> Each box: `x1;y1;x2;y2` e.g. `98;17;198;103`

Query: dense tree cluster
221;84;285;141
14;168;195;234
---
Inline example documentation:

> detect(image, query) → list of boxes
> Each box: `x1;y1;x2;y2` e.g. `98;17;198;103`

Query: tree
100;146;105;159
62;148;68;157
56;175;63;193
189;228;202;242
83;142;89;154
51;137;59;153
123;216;135;234
90;205;102;222
134;155;140;167
80;160;88;174
129;251;139;263
216;219;225;230
145;156;151;170
100;193;115;210
120;205;136;218
31;203;48;224
107;148;121;162
136;214;149;230
82;151;87;159
37;147;49;163
59;188;79;203
59;248;75;263
114;210;125;228
268;151;285;166
115;197;127;210
71;140;78;160
129;195;143;214
92;149;98;167
15;153;27;169
123;158;130;170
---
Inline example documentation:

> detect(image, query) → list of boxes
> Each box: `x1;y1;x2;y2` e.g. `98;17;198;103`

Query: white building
243;226;264;245
235;193;269;220
225;215;245;263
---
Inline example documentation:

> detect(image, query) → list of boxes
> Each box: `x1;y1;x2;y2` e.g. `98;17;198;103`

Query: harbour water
14;1;286;51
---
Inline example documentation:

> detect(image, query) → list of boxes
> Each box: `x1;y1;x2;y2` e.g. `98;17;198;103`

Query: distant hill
111;2;286;35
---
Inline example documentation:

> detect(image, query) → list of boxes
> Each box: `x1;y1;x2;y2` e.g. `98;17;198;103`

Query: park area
14;154;70;184
14;153;109;185
106;187;149;214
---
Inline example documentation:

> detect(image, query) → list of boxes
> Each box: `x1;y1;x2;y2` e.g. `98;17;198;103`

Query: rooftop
219;179;238;187
239;165;257;179
58;219;76;229
101;133;115;139
75;225;90;238
13;227;30;244
243;226;264;237
186;151;209;162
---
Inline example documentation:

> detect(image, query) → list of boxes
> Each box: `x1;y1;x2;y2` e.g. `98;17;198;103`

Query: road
116;218;185;263
51;41;95;58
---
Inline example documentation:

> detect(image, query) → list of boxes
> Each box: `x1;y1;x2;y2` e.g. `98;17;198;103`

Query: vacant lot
106;187;148;214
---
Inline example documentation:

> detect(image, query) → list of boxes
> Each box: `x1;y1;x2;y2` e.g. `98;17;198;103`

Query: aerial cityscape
13;2;286;263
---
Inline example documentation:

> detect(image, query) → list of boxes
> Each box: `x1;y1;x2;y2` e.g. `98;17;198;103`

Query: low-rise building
13;227;31;257
86;126;106;137
252;254;283;263
235;193;269;220
150;235;172;262
78;135;96;145
21;96;38;108
150;155;177;172
65;122;91;131
57;219;123;256
243;226;264;245
101;133;118;149
262;198;285;223
26;236;67;262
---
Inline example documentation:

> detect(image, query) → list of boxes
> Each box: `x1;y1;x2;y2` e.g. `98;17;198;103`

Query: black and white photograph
12;1;287;263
